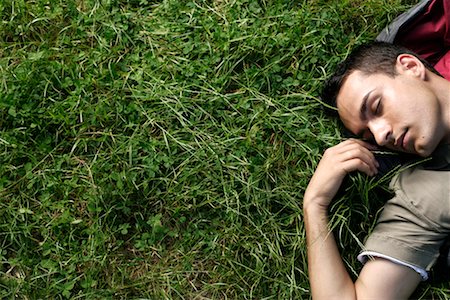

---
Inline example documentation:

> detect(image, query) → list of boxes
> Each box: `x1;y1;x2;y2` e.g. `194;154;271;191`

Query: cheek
393;95;428;119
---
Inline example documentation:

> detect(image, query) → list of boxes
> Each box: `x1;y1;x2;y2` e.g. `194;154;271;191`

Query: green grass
0;0;448;298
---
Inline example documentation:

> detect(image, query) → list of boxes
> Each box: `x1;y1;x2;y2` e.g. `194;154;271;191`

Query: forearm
302;140;381;299
303;200;356;300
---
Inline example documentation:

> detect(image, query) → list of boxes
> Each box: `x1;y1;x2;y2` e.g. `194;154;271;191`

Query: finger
339;138;379;151
343;145;378;166
336;145;379;174
322;141;380;175
342;158;377;176
323;143;378;174
337;142;379;164
343;153;378;176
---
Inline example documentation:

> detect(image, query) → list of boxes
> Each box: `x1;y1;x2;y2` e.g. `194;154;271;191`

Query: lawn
0;0;448;298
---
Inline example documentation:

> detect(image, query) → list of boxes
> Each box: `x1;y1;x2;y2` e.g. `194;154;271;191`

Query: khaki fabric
361;143;450;272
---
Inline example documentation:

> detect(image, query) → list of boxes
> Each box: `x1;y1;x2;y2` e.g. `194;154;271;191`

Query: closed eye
374;98;382;115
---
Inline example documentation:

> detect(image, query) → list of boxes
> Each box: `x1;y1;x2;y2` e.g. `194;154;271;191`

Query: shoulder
390;144;450;200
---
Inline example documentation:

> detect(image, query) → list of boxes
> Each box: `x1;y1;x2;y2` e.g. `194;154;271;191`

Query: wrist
303;196;329;215
303;198;331;235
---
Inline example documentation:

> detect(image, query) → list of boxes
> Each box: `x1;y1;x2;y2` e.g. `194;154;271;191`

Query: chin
416;150;431;157
415;143;435;157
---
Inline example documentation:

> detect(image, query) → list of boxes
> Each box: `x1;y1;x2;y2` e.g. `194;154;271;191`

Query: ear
395;54;426;80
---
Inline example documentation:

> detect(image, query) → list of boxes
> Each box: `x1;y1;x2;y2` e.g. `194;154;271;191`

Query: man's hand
303;139;420;300
303;139;380;299
304;139;379;210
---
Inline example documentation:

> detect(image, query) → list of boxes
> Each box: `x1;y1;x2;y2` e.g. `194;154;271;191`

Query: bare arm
303;139;421;299
304;203;356;299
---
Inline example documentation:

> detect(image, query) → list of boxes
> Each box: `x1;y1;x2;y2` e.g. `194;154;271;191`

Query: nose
368;119;392;146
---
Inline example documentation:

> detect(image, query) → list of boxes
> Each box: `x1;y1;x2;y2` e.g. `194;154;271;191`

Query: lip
395;130;408;150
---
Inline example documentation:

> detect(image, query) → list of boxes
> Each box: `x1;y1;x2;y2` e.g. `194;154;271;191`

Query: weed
1;0;447;298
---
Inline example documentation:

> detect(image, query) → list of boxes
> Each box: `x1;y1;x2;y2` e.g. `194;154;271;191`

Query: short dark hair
321;41;441;115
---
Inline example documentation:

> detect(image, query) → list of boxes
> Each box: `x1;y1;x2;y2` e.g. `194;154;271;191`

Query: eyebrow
359;89;375;122
355;89;375;137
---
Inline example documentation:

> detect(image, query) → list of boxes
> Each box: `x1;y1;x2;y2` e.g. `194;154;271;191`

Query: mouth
395;129;408;150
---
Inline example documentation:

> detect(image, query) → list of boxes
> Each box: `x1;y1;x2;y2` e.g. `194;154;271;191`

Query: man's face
336;64;445;157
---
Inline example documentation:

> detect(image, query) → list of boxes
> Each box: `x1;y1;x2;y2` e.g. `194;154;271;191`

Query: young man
303;42;450;299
